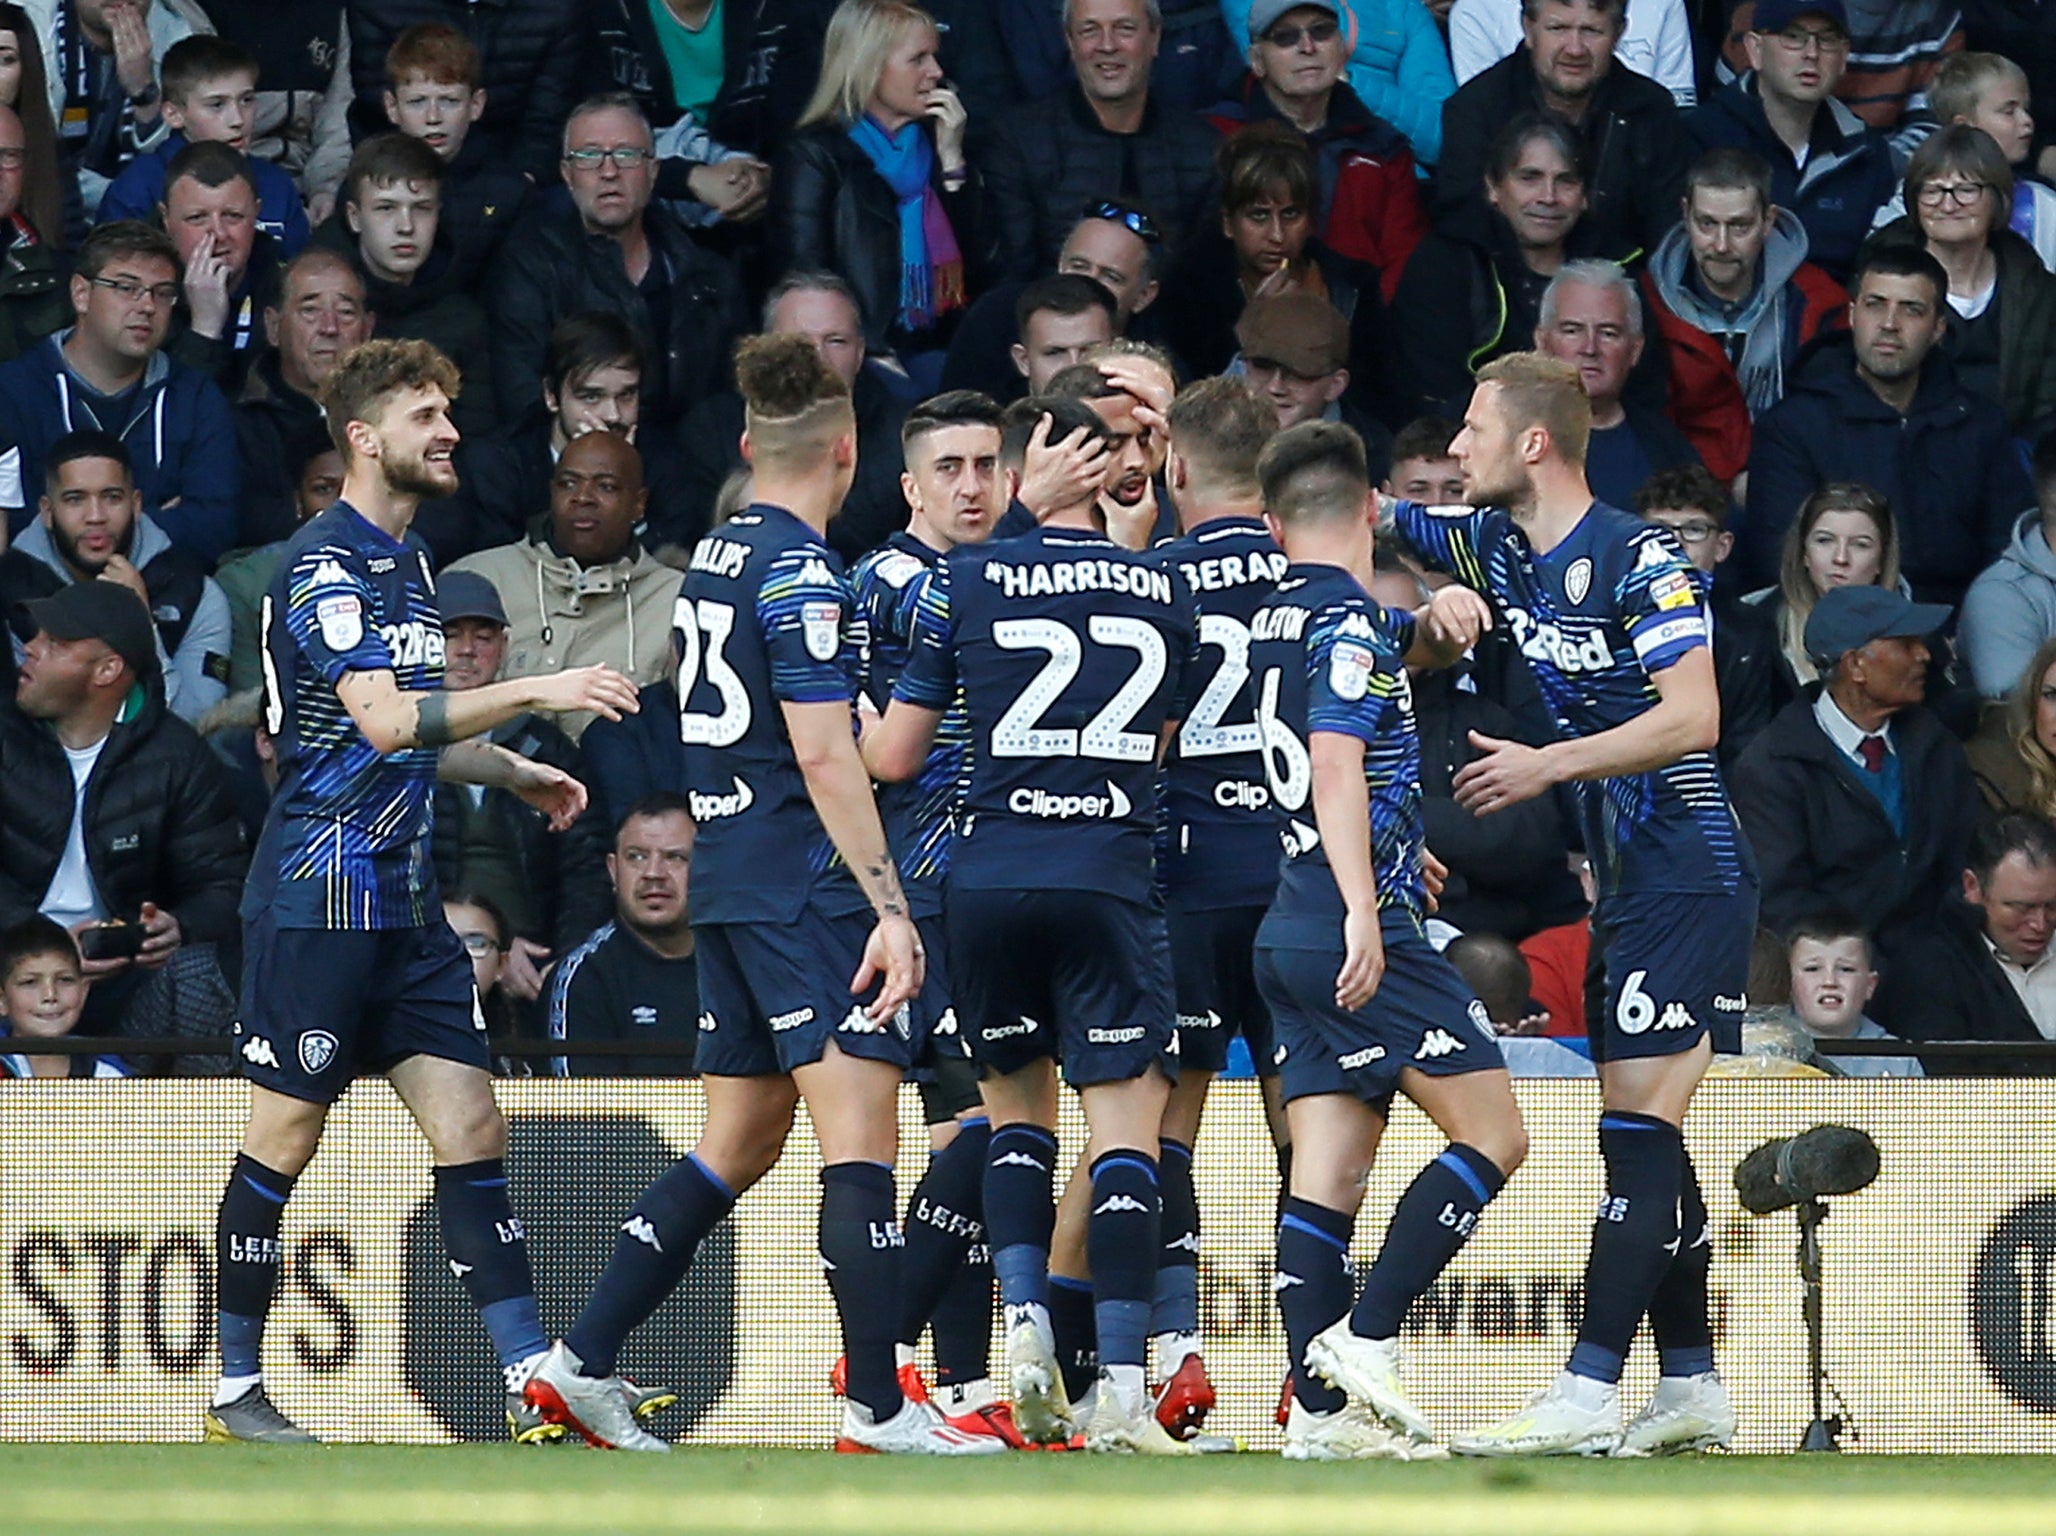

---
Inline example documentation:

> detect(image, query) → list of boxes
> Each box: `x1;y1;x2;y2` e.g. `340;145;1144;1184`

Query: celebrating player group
205;335;1754;1461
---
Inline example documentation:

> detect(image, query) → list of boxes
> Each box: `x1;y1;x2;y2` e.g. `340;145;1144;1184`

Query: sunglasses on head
1083;200;1162;244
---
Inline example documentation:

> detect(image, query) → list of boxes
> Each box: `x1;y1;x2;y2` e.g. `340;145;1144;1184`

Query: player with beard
840;390;1024;1446
1387;353;1756;1457
527;336;991;1457
208;339;640;1444
865;395;1199;1455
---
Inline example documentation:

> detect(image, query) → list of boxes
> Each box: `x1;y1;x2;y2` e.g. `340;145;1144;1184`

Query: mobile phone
78;922;146;962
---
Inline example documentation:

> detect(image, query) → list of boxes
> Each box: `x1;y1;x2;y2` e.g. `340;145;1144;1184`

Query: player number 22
990;615;1167;761
673;596;751;746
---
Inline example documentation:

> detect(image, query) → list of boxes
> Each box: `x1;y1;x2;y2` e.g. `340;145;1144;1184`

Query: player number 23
674;596;751;746
990;615;1166;761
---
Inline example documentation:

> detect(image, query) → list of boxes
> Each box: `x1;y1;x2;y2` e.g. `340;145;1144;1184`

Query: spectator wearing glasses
1206;0;1426;300
1919;51;2056;272
773;0;981;385
938;202;1157;400
488;93;747;432
1221;0;1455;166
1864;123;2056;439
0;219;238;564
1687;0;1896;285
1640;146;1848;487
1636;464;1779;765
983;0;1220;278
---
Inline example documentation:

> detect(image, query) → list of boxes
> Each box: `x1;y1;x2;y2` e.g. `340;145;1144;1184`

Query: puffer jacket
983;84;1222;279
0;216;68;366
0;677;245;940
446;531;685;742
771;123;986;357
1641;207;1846;482
487;202;748;430
346;0;589;183
1959;510;2056;700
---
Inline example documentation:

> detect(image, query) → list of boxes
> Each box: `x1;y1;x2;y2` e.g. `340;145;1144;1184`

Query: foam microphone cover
1733;1125;1881;1214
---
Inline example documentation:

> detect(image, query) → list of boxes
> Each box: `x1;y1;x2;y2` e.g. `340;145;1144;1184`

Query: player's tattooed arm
337;667;639;756
414;689;456;747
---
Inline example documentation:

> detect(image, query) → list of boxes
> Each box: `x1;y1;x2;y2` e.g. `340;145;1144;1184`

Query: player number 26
990;615;1167;761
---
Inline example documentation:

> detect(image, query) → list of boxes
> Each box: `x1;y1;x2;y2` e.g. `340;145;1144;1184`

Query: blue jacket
1685;77;1897;285
95;134;312;257
1221;0;1453;164
1741;333;2034;604
0;333;242;565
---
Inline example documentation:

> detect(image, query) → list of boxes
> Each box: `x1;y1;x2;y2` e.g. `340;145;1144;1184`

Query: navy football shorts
1255;921;1506;1108
945;887;1176;1088
235;910;488;1105
695;902;915;1077
912;914;982;1124
1584;884;1758;1063
1168;903;1275;1075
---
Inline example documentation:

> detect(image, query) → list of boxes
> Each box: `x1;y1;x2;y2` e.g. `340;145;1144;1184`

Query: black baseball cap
436;570;507;627
1803;585;1952;669
19;580;158;680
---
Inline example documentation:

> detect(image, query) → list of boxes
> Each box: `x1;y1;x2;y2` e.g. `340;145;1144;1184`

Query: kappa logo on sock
1166;1231;1201;1254
1414;1028;1467;1060
297;1030;339;1075
1272;1271;1306;1292
992;1150;1047;1170
240;1035;279;1069
1093;1193;1149;1216
448;1259;474;1278
623;1215;664;1252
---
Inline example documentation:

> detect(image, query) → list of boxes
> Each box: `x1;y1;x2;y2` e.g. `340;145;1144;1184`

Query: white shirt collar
1813;690;1893;764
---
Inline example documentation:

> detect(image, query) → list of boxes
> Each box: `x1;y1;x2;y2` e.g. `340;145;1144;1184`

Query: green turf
6;1446;2056;1536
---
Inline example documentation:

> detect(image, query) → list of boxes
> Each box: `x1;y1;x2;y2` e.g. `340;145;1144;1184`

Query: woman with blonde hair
1967;634;2056;814
773;0;979;387
1749;482;1902;700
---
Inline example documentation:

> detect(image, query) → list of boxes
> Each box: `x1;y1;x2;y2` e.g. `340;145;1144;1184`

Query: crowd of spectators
7;0;2056;1080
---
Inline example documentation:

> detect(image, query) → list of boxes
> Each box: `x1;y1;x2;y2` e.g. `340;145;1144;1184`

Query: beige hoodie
448;535;682;741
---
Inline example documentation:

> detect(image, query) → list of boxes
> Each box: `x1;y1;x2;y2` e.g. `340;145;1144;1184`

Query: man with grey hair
984;0;1220;278
488;93;748;428
675;271;910;559
1535;258;1701;507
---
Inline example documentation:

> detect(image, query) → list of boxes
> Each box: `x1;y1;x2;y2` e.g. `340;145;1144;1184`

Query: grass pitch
6;1446;2055;1536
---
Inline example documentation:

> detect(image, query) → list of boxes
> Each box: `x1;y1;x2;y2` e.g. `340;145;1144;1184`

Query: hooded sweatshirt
2;510;230;723
446;530;683;742
1959;509;2056;700
0;330;242;565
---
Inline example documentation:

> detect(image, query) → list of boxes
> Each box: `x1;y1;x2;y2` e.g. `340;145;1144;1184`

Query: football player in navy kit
1147;376;1287;1435
865;396;1200;1455
1248;422;1526;1461
847;390;1025;1447
527;336;994;1458
209;340;641;1445
1390;354;1756;1457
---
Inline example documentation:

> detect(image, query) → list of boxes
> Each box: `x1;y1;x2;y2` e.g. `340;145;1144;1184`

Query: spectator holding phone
0;579;244;1036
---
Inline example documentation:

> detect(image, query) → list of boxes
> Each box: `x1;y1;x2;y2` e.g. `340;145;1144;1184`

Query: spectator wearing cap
1432;0;1692;263
982;0;1222;279
0;428;230;723
1207;0;1427;299
0;577;245;1037
1874;810;2056;1076
446;431;683;742
1222;0;1455;166
1234;289;1392;479
427;568;609;1022
938;207;1160;401
1731;583;1977;975
1686;0;1898;286
1533;258;1700;508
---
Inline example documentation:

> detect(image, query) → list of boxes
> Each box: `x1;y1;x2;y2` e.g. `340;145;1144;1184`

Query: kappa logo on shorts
241;1036;279;1069
838;1006;884;1035
1414;1029;1467;1060
932;1008;959;1036
298;1030;339;1075
698;1011;718;1032
1655;1002;1695;1031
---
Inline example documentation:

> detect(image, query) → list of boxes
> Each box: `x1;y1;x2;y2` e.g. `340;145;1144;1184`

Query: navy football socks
567;1154;735;1379
1152;1138;1201;1342
896;1119;990;1351
1569;1112;1684;1384
820;1162;904;1419
1648;1142;1717;1378
433;1158;546;1375
1352;1143;1505;1339
1276;1196;1353;1414
984;1124;1058;1316
215;1154;295;1383
1087;1150;1160;1374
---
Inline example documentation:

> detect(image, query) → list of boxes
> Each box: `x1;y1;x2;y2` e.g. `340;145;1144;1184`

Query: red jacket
1209;78;1426;304
1640;261;1846;484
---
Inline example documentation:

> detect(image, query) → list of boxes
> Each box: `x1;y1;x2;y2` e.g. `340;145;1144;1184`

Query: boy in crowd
0;917;129;1078
378;25;528;286
97;35;309;255
1786;913;1923;1077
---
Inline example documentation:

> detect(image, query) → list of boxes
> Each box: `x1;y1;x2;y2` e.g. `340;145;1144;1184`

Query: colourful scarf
849;114;964;333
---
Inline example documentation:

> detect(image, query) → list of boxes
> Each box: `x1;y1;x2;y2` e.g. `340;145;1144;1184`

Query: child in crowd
96;35;309;254
379;25;528;284
1786;913;1924;1078
0;918;131;1079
